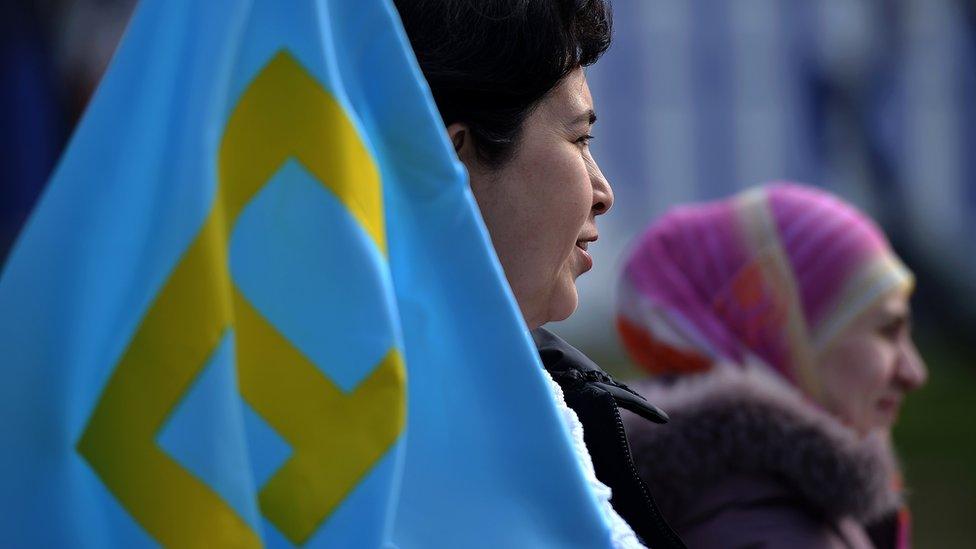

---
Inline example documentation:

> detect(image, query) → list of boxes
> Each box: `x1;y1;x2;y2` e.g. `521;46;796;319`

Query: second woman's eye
878;316;907;340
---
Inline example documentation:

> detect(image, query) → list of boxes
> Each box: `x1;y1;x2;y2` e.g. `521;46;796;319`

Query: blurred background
560;1;976;546
2;0;974;546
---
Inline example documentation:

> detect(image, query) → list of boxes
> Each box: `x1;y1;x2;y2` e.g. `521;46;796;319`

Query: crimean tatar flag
0;0;618;547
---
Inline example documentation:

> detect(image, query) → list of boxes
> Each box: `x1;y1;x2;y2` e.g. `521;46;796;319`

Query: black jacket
533;328;686;549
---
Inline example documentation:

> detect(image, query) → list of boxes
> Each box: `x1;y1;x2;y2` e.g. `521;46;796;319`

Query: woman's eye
878;317;906;339
576;134;594;146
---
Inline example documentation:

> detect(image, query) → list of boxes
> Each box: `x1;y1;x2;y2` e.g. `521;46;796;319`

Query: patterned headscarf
617;182;913;399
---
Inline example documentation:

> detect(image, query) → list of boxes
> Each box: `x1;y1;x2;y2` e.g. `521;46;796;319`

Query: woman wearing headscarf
617;183;927;548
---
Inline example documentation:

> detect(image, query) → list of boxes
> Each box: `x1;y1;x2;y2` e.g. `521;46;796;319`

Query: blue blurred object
0;0;616;547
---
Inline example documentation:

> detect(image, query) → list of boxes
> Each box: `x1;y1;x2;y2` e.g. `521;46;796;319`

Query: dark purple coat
623;367;907;549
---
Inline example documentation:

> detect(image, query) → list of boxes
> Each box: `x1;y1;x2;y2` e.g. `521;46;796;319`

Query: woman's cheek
850;340;896;429
859;338;895;391
820;338;877;427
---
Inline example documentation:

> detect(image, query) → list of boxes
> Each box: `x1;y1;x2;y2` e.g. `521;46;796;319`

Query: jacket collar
532;327;668;424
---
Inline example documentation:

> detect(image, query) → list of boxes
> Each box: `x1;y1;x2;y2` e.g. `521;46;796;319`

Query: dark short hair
393;0;613;167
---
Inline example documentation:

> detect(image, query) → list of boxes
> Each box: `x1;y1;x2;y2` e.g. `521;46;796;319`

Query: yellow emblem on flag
77;51;406;546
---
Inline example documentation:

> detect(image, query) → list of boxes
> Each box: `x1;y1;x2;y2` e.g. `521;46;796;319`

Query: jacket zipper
611;407;687;549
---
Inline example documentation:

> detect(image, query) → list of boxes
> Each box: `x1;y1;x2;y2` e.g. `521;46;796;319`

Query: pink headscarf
617;182;913;399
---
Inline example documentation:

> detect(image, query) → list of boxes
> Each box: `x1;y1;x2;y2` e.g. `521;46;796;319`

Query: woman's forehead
541;69;594;121
862;290;911;324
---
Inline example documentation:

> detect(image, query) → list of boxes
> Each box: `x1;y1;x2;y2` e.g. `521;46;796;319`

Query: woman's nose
895;338;928;390
591;163;614;215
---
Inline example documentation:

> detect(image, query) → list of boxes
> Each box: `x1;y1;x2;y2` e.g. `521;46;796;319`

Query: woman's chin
531;285;577;327
547;286;580;324
851;414;896;437
523;279;580;327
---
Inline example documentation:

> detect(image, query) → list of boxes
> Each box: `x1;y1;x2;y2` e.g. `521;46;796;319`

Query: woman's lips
876;396;901;416
575;242;593;272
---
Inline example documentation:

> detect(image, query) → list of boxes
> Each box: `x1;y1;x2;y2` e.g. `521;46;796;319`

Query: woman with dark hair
393;1;685;547
618;183;926;548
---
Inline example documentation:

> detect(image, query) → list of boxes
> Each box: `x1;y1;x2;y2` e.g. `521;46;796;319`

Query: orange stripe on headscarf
616;316;711;376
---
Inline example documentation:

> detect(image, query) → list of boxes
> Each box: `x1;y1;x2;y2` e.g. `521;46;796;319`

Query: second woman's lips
877;396;900;414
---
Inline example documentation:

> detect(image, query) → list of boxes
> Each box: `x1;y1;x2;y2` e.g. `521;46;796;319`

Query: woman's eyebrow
877;308;911;326
570;109;597;126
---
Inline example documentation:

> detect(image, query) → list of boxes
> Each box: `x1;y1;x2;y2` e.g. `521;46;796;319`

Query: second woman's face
817;290;928;435
461;68;614;329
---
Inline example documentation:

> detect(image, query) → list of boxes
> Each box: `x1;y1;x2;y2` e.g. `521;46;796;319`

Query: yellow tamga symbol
77;51;406;546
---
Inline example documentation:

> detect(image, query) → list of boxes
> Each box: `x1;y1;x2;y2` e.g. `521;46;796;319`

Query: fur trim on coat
623;366;903;526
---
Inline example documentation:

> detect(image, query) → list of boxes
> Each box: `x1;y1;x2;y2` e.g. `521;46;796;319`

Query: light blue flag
0;0;616;547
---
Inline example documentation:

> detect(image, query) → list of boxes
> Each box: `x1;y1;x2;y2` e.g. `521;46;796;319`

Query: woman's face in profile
817;290;928;434
459;68;614;329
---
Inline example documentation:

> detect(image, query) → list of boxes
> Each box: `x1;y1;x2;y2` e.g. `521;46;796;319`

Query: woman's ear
447;122;472;162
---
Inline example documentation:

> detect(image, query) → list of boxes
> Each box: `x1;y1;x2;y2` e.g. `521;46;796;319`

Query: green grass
893;332;976;548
